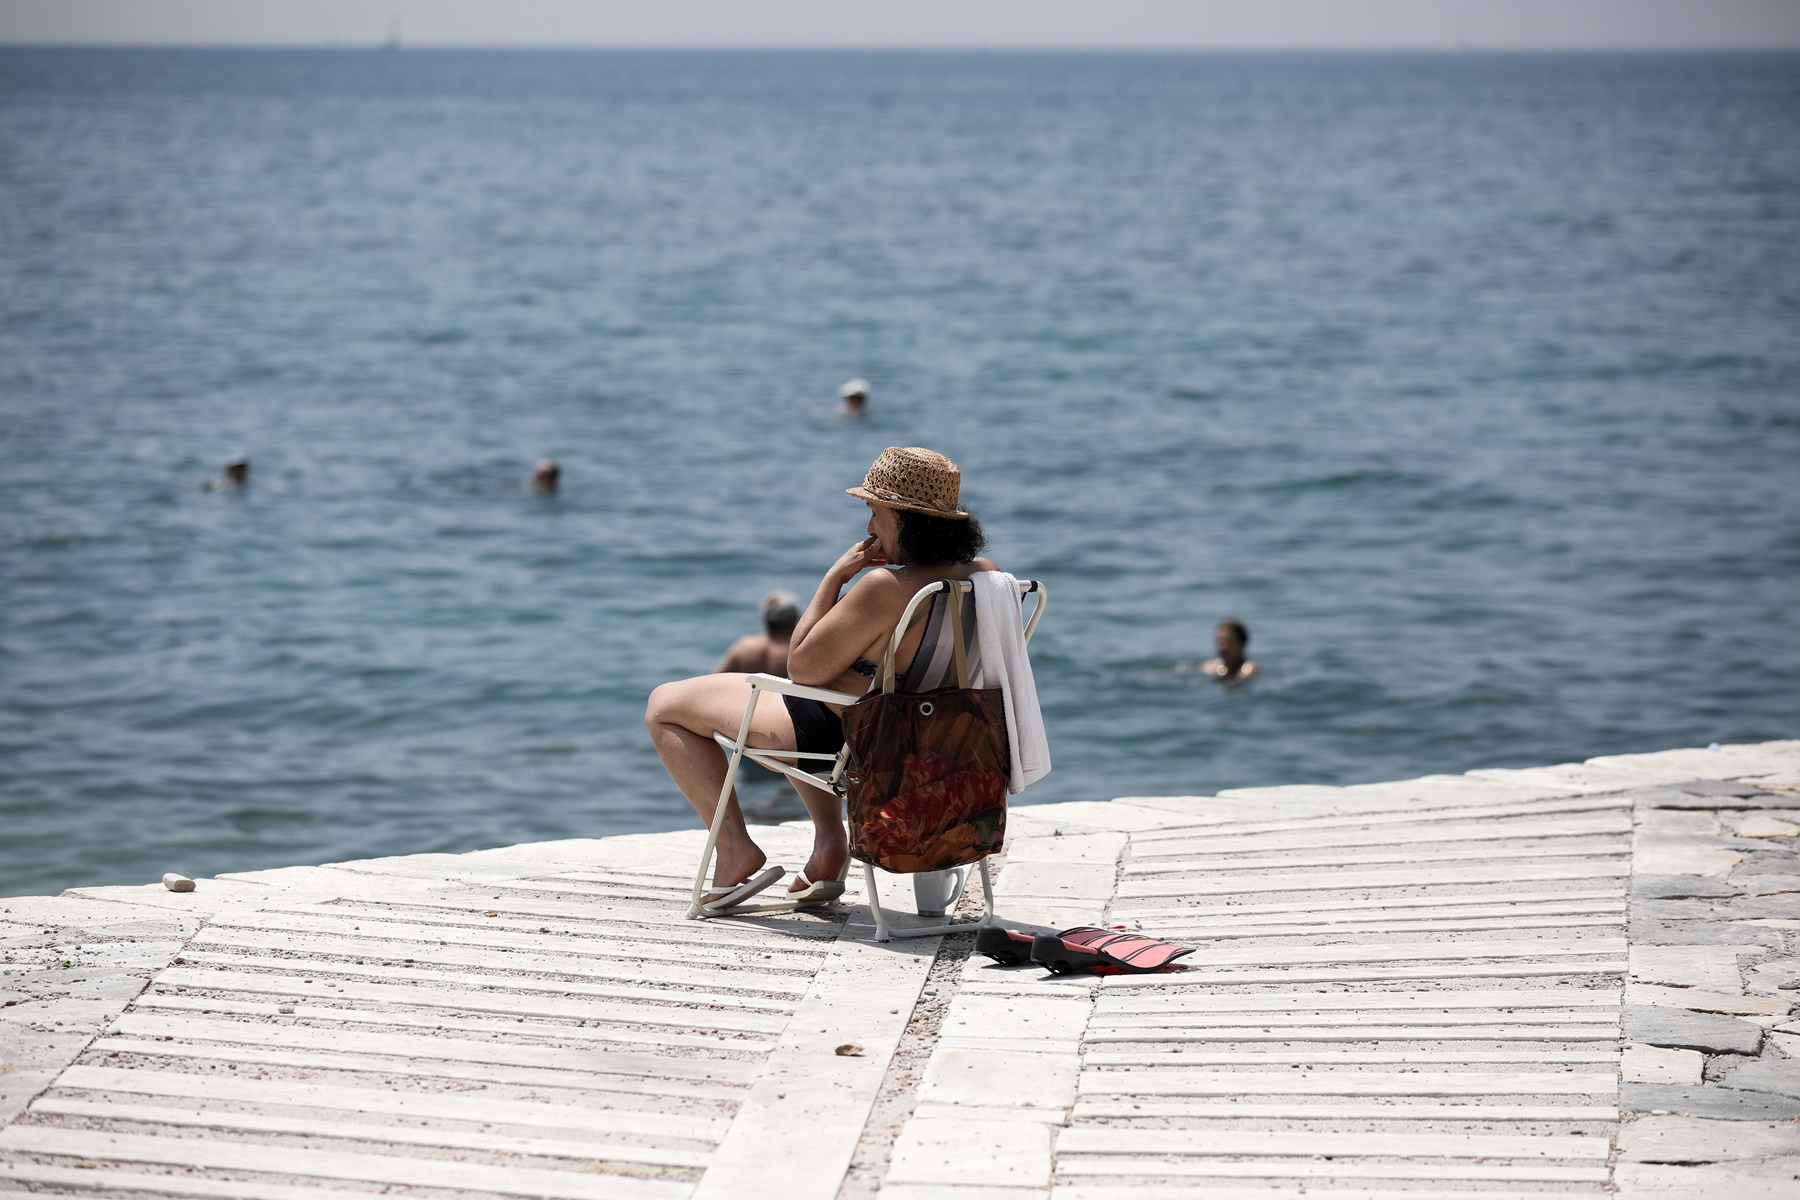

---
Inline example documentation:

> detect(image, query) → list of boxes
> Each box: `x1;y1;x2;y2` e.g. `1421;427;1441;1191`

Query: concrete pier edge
1;739;1796;1198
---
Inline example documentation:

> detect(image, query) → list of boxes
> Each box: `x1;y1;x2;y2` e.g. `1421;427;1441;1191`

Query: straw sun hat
847;446;970;520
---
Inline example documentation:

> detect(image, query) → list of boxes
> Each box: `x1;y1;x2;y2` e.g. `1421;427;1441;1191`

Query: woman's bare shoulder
972;556;1001;573
846;566;908;603
857;564;909;589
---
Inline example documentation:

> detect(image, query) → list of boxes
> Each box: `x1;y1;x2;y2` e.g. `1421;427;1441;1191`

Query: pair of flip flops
699;865;845;914
976;924;1194;974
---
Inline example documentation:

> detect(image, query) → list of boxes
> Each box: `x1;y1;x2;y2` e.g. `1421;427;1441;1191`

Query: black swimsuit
781;658;878;763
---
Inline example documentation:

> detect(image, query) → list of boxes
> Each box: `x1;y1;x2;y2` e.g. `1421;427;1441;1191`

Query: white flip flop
789;865;848;907
699;864;785;915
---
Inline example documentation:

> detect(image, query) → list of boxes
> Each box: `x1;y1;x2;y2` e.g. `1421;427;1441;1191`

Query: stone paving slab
1615;763;1800;1153
1621;1043;1703;1085
1719;1057;1800;1098
1;739;1796;1198
1617;1113;1800;1161
1614;1160;1800;1200
1622;1004;1765;1054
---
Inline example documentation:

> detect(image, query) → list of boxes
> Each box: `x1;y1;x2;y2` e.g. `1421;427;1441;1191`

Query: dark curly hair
895;509;986;567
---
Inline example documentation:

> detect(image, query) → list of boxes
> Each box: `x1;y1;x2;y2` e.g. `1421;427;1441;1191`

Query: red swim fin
1030;927;1194;975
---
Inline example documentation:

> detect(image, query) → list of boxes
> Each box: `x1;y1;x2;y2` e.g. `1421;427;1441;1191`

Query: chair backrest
875;577;1046;695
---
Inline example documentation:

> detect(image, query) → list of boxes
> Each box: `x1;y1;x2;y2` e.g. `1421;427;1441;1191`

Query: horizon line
7;42;1800;55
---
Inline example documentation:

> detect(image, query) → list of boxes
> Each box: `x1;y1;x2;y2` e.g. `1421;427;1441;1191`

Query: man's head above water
1205;619;1256;681
760;590;800;634
839;378;869;415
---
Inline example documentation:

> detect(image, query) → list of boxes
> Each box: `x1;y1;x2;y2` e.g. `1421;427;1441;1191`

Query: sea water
2;50;1797;896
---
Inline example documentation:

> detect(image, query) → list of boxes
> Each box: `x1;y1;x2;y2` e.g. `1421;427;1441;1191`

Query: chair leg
863;863;893;942
859;857;997;941
688;685;763;919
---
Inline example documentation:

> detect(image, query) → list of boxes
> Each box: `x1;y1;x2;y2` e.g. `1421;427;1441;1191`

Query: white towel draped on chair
971;570;1051;794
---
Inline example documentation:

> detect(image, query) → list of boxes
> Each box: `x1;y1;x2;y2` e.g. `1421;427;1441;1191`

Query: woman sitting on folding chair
645;446;998;911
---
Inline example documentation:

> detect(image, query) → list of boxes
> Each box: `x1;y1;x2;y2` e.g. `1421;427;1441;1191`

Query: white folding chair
687;577;1046;941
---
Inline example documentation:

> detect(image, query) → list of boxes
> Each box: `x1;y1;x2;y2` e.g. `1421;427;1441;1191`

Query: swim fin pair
975;924;1194;975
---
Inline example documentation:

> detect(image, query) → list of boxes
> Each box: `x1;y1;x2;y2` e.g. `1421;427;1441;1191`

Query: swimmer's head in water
223;457;250;486
1214;619;1250;669
760;590;800;633
532;459;560;493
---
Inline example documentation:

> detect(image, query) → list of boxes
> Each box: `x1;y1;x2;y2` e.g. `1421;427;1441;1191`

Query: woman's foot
699;865;785;912
704;845;769;905
788;845;848;893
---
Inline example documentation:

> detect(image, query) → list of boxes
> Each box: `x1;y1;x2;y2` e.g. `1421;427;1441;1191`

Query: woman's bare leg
787;777;849;893
645;674;799;891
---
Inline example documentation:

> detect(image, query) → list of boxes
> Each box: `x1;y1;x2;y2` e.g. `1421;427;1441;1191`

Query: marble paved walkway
3;740;1798;1199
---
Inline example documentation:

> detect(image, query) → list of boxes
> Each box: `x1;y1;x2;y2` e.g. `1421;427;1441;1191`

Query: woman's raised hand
829;535;887;581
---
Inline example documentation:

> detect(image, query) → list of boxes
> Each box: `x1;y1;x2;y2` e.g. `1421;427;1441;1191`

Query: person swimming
531;459;560;494
200;456;250;491
839;378;869;417
714;591;800;677
1201;619;1258;682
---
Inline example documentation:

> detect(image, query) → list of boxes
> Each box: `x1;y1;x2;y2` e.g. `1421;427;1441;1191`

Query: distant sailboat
384;7;402;52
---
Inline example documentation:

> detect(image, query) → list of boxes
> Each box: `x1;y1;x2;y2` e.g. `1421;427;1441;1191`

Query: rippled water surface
3;50;1797;895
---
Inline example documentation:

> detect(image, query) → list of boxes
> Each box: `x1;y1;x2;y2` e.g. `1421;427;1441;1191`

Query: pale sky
3;0;1799;51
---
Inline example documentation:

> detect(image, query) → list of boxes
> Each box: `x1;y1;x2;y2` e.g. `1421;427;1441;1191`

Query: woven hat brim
846;486;970;519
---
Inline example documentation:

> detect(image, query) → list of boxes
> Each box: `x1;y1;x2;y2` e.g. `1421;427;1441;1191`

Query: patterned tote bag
840;592;1009;874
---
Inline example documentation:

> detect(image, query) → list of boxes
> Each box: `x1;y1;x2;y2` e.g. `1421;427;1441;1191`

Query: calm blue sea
2;50;1797;896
